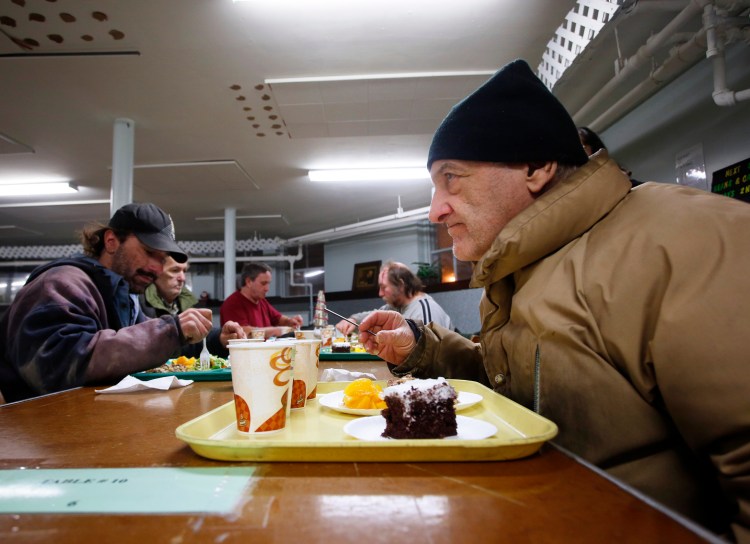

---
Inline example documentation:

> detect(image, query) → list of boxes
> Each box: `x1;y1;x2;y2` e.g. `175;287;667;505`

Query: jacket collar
144;284;198;312
471;152;633;287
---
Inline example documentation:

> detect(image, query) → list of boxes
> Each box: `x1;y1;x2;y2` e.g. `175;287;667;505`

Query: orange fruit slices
343;378;386;410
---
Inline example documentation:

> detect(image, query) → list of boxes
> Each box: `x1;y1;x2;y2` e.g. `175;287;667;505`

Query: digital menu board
711;157;750;203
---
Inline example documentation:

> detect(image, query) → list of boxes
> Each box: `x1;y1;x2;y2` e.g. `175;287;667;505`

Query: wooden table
0;362;717;543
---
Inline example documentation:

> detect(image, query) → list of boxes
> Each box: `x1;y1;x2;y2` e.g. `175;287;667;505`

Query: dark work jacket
0;255;225;403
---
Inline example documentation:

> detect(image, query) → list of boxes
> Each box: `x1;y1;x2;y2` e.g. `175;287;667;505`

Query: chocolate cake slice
331;341;351;353
381;378;458;439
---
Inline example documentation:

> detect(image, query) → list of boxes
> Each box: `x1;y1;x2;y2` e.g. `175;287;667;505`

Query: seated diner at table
359;59;750;543
220;262;304;339
0;202;245;403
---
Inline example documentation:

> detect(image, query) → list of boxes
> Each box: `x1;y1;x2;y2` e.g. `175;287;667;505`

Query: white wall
325;287;483;335
323;223;433;292
189;272;217;300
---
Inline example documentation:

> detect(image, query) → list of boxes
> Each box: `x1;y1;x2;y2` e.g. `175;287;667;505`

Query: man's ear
526;162;557;194
102;229;119;254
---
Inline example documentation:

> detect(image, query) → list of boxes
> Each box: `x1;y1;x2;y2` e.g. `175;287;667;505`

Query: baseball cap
108;203;188;263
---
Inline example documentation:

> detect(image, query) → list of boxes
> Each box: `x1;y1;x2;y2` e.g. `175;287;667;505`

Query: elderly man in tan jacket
360;60;750;543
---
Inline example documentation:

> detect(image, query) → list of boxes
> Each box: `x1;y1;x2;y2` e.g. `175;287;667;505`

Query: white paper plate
455;391;483;411
319;390;483;417
344;415;497;441
318;390;383;416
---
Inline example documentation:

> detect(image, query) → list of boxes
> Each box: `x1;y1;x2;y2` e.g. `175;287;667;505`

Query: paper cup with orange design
287;340;306;410
320;325;334;347
294;329;316;340
290;339;321;408
229;340;296;434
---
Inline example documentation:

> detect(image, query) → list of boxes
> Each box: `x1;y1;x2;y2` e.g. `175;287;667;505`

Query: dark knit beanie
427;59;588;170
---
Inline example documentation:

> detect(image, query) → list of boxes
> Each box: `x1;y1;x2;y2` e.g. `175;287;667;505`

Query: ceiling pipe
286;206;431;245
704;3;750;106
577;0;750;130
191;244;311;317
286;245;314;323
189;245;303;265
588;26;708;130
573;0;712;124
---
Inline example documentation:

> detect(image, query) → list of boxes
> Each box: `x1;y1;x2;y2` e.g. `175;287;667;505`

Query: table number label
0;467;255;514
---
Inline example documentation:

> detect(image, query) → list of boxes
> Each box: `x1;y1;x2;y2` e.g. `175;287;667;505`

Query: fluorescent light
267;70;494;84
195;214;289;225
304;269;324;278
0;199;108;208
0;182;78;197
308;168;429;183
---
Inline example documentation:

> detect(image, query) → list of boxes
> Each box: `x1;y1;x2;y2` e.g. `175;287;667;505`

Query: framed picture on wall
352;260;381;292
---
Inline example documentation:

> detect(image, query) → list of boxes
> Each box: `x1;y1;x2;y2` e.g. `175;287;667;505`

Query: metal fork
323;307;378;336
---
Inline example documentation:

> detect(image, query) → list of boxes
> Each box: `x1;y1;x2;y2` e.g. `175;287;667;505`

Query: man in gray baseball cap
108;202;187;263
0;202;244;403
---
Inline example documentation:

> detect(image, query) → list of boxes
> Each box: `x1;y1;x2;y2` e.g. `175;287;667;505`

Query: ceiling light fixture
132;160;261;190
0;199;108;209
308;168;429;183
267;70;494;84
304;269;324;278
0;181;78;197
195;214;289;225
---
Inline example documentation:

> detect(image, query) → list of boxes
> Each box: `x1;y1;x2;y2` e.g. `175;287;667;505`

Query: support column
224;207;237;299
111;118;135;215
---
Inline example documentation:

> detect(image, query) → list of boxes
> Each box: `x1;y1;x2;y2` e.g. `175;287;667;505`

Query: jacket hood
471;152;633;287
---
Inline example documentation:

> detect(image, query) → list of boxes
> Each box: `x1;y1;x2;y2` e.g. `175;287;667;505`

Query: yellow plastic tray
175;379;558;462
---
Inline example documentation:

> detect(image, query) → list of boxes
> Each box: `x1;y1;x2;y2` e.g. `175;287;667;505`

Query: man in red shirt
220;262;304;339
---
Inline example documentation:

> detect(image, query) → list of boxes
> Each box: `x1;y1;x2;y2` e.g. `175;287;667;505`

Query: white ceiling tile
0;132;34;155
413;75;492;99
368;100;414;120
319;81;369;104
367;78;417;101
410;98;456;119
324;102;369;122
368;119;413;136
287;123;329;139
327;121;370;138
134;163;251;194
408;118;443;134
277;103;326;124
268;82;322;105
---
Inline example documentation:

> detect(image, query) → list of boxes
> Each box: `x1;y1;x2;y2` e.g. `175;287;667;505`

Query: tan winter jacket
394;152;750;542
